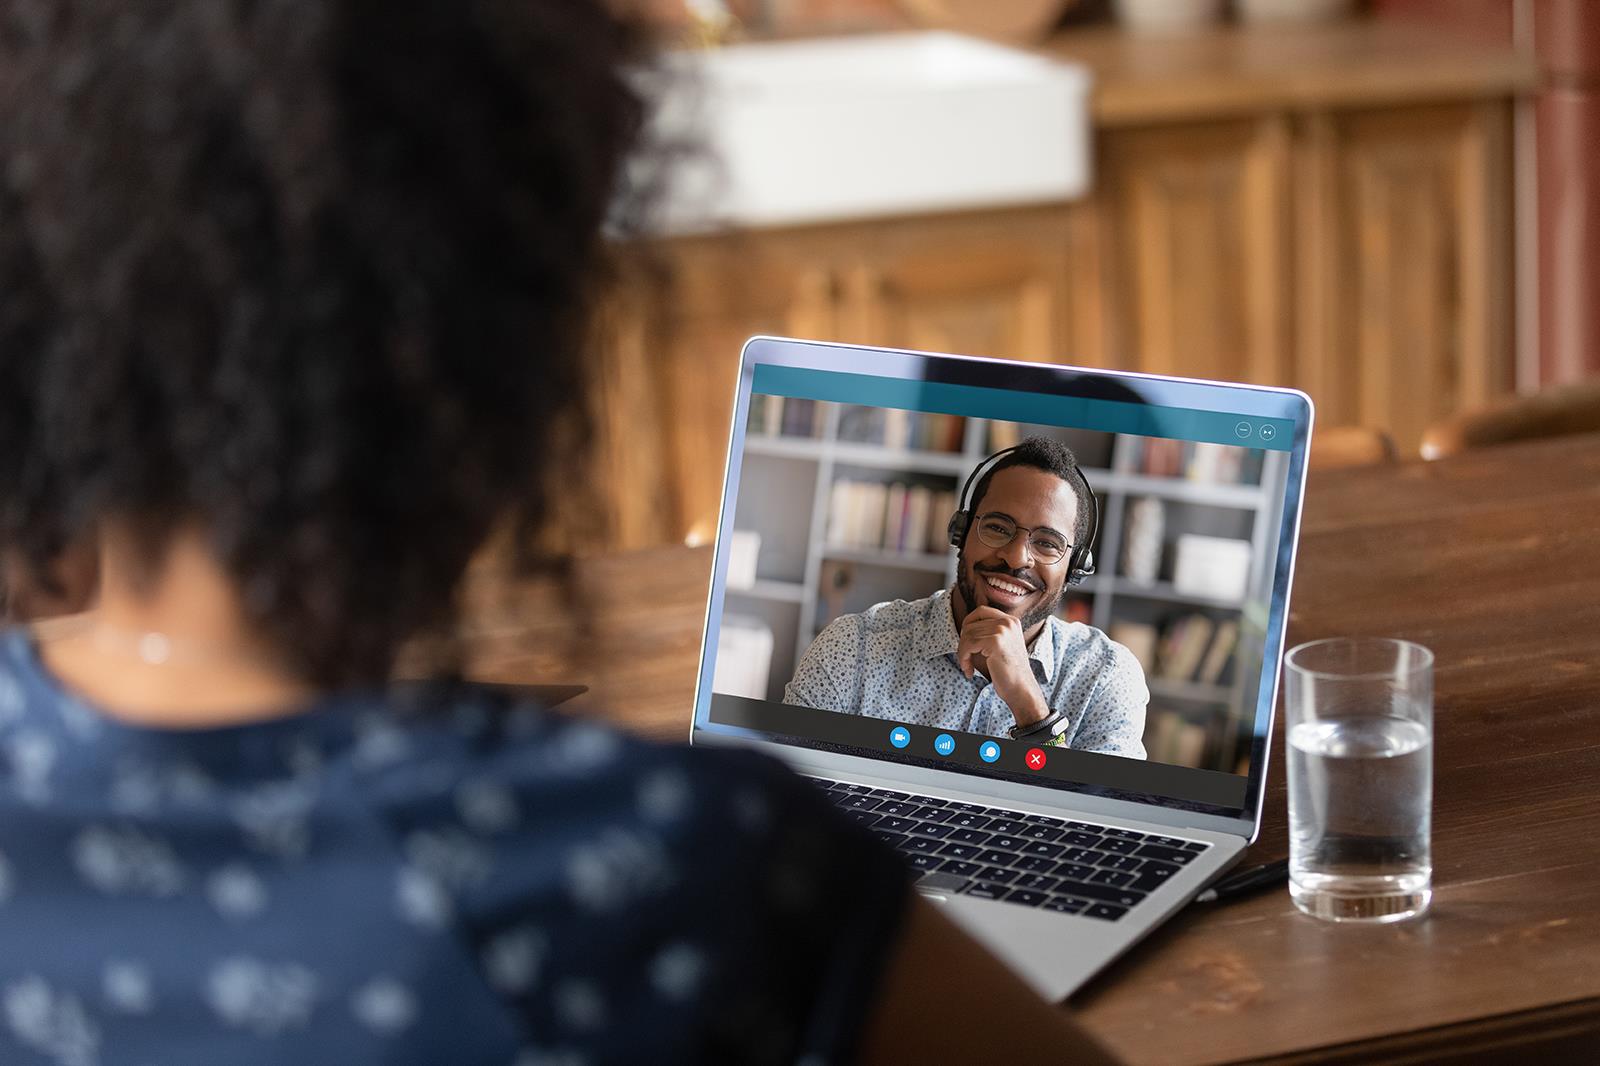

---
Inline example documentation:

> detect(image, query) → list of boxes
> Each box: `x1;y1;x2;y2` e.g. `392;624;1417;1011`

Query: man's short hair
967;436;1094;551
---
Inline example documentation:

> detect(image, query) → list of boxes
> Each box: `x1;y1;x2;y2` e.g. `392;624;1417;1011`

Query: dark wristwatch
1008;708;1068;741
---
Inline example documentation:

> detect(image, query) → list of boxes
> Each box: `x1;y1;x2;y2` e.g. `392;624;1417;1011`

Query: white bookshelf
726;401;1287;772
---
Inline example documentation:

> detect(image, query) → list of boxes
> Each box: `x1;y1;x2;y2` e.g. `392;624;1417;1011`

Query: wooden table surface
459;433;1600;1064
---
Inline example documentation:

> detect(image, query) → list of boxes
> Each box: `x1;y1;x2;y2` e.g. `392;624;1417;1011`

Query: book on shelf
836;406;965;453
1144;711;1208;767
825;479;956;556
988;420;1022;451
780;398;822;438
1145;612;1240;687
1157;613;1215;682
1109;621;1159;676
1196;618;1239;685
1124;437;1250;484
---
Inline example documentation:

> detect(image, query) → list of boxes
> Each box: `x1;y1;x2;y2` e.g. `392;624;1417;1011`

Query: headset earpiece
946;509;969;548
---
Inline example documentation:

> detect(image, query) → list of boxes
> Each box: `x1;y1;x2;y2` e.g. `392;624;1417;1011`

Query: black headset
946;443;1099;587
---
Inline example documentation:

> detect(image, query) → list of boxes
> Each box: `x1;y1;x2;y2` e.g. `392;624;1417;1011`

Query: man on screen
784;436;1148;758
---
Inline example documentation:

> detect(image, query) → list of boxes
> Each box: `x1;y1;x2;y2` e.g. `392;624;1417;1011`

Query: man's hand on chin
956;606;1050;726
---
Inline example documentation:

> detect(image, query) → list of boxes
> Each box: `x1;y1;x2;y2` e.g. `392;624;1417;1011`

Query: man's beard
955;546;1065;632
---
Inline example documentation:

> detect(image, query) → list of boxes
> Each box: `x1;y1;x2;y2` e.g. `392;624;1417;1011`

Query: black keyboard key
919;797;951;807
1128;862;1181;894
1003;889;1048;908
868;789;909;800
945;813;992;830
939;859;982;878
1102;828;1145;840
1100;855;1143;872
850;812;883;828
1090;850;1130;868
937;842;982;861
1088;869;1134;887
946;828;991;846
986;819;1026;835
911;806;954;823
1098;838;1140;855
1011;874;1059;893
1147;836;1189;849
1062;831;1103;848
838;783;874;794
1053;862;1096;882
1012;855;1057;873
909;822;955;839
1060;846;1100;864
977;849;1022;867
1042;896;1088;915
902;836;943;854
1022;825;1065;842
947;802;988;814
1133;844;1196;865
876;832;908;850
906;853;942;872
1029;815;1067;827
1083;903;1129;921
1021;841;1065;859
988;835;1026;852
1064;821;1101;832
841;795;882;811
976;866;1018;884
1049;880;1146;908
876;801;918;817
1180;841;1208;852
964;882;1007;900
877;816;916;834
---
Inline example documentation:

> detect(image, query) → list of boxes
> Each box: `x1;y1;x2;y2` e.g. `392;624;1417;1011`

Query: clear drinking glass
1285;638;1434;922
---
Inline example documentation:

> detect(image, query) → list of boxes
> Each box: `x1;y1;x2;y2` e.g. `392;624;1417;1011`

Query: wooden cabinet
583;23;1532;552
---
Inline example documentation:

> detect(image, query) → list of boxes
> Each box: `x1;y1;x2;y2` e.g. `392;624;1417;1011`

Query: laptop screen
695;338;1311;822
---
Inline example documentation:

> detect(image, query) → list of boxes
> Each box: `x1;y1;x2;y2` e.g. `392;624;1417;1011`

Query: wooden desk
460;432;1600;1062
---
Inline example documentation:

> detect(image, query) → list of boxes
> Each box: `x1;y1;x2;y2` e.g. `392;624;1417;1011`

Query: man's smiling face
954;464;1079;635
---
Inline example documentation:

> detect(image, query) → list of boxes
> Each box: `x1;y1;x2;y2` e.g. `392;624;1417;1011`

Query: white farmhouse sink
645;31;1092;233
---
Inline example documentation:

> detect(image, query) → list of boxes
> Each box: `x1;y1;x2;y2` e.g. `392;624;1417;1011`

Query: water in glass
1288;715;1432;922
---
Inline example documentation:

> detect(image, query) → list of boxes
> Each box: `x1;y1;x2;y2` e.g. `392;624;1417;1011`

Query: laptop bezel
689;336;1314;842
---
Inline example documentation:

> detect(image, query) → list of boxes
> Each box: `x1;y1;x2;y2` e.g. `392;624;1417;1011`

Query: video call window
714;395;1292;778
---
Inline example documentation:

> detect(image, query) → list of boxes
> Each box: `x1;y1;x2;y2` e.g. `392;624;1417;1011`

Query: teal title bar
751;365;1296;451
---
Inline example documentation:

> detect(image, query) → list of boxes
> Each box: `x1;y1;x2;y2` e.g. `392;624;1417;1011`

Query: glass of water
1285;637;1434;922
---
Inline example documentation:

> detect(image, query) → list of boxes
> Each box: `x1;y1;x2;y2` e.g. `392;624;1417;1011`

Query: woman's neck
34;528;318;728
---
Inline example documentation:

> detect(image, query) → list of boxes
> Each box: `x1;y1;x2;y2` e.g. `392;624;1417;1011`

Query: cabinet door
1295;102;1513;450
1095;118;1294;386
831;208;1077;363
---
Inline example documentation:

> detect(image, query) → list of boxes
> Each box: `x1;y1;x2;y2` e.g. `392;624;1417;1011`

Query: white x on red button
1025;748;1047;771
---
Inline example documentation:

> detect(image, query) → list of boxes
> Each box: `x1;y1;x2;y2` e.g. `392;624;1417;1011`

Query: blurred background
582;0;1596;555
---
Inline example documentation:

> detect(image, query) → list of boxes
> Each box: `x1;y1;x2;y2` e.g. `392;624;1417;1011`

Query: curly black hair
967;436;1096;551
0;0;652;684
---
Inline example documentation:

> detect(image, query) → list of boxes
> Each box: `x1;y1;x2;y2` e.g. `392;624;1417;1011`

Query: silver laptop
690;336;1313;1000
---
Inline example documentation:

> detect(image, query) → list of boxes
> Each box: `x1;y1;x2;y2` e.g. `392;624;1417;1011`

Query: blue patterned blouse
0;630;908;1066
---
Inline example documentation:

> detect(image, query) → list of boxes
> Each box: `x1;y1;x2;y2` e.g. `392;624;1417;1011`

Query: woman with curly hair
0;1;1118;1062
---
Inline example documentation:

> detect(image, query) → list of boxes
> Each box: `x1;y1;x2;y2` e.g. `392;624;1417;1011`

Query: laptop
690;336;1313;1000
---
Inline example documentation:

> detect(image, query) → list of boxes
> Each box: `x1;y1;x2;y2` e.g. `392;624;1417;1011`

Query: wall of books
723;394;1288;775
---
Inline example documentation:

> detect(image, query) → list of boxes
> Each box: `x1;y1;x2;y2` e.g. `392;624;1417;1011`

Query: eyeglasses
972;513;1071;565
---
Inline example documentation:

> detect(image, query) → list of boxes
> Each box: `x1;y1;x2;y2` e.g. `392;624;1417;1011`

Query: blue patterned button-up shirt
0;630;906;1066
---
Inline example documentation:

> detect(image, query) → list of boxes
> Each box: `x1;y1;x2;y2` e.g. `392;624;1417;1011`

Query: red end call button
1025;747;1047;771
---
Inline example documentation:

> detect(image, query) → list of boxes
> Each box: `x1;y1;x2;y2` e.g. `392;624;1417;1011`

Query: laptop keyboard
813;778;1210;922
